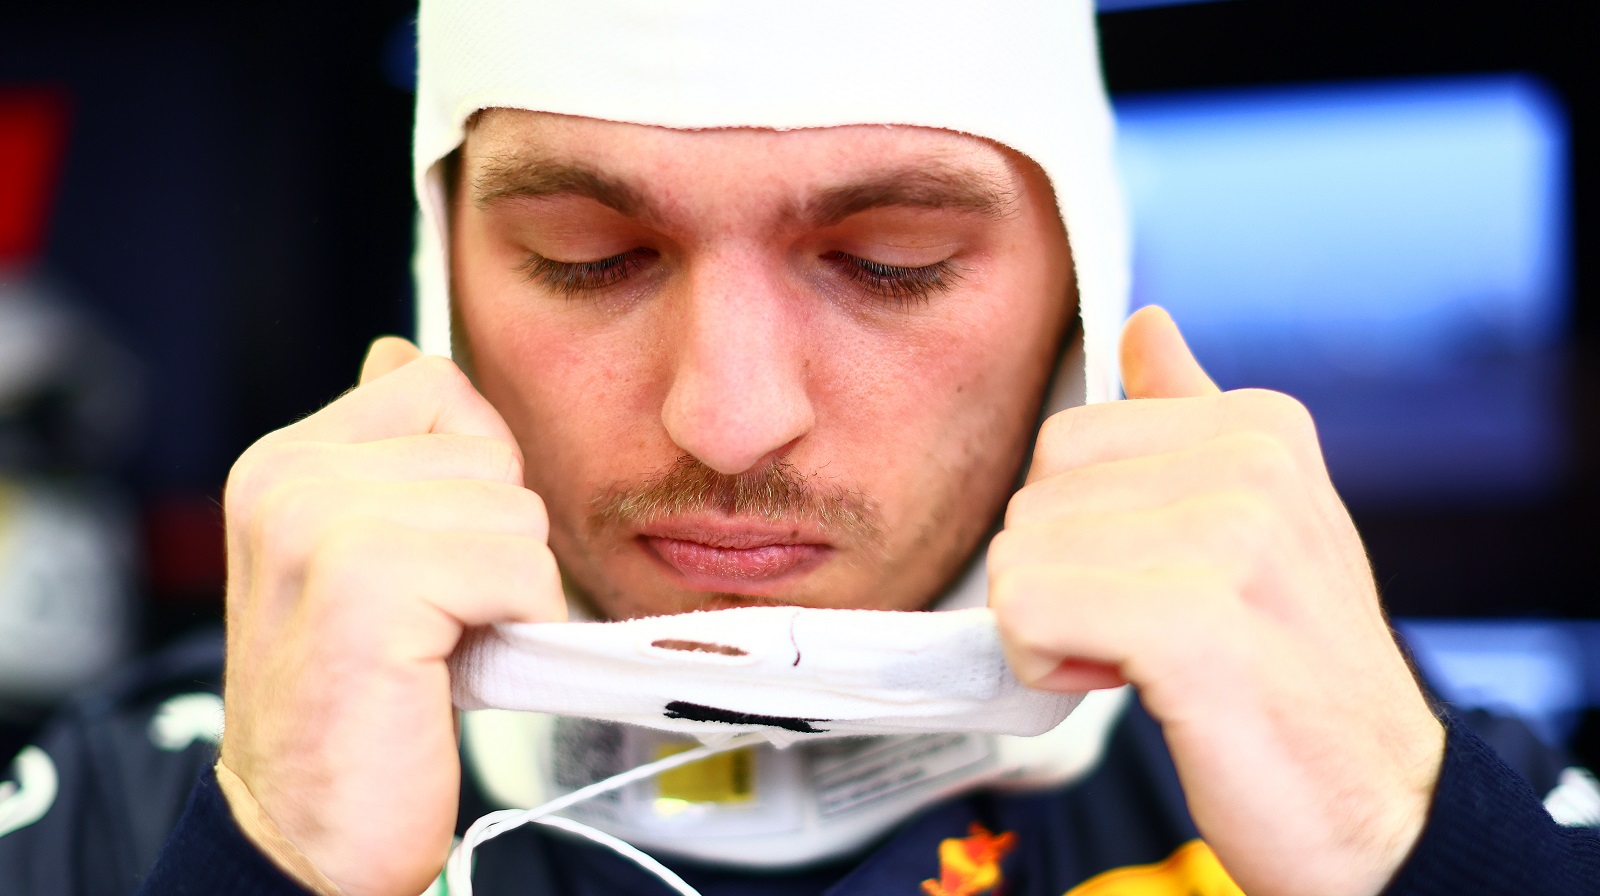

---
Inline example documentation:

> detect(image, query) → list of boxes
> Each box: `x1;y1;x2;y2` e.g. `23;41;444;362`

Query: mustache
590;455;883;547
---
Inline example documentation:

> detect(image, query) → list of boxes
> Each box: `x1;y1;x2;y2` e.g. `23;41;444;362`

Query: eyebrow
473;154;652;220
470;153;1018;226
799;166;1018;226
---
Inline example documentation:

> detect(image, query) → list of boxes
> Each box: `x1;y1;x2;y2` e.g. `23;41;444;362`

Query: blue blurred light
383;17;417;92
1397;620;1600;746
1114;76;1571;504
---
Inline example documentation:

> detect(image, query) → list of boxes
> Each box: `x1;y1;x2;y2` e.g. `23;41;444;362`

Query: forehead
461;109;1035;224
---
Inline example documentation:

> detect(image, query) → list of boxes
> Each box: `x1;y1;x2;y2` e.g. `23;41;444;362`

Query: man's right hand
216;337;565;896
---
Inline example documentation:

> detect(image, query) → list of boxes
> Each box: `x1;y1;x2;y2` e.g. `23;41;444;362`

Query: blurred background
0;0;1596;768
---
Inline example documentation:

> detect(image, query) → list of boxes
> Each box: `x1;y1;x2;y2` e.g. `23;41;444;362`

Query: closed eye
823;251;960;307
517;248;660;296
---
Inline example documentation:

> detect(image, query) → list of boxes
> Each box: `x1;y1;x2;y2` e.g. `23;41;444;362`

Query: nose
660;260;815;475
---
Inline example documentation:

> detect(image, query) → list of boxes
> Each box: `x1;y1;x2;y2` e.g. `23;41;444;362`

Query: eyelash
517;249;658;297
822;251;960;307
516;248;959;306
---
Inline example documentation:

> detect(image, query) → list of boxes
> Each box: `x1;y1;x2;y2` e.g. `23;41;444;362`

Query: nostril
650;638;748;657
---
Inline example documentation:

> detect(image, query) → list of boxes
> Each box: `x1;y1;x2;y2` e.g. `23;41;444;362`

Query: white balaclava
415;0;1134;878
413;0;1129;409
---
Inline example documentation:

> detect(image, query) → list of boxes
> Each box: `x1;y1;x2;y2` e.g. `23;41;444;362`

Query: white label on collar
814;733;993;818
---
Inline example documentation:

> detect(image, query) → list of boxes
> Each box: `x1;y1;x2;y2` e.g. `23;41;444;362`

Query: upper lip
636;517;831;550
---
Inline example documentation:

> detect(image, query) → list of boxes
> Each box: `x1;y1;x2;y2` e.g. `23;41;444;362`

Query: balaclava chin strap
414;0;1134;881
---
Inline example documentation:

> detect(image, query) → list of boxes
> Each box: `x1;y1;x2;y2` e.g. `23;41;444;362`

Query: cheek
821;296;1061;529
453;284;667;536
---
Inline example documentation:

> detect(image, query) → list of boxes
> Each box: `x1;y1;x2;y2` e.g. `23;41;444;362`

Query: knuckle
1032;409;1078;471
519;539;558;585
1231;388;1317;441
987;529;1020;573
1193;491;1279;559
252;480;337;563
989;570;1039;630
416;352;468;387
487;437;526;484
473;480;548;539
1158;566;1242;621
988;567;1022;613
304;520;394;599
1037;408;1071;444
224;440;300;525
1215;429;1298;490
223;448;265;521
517;488;550;537
507;540;566;620
1003;487;1037;529
453;434;522;484
994;594;1054;658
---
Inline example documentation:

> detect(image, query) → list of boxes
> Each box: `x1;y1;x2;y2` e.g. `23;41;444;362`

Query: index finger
269;351;519;449
1025;389;1324;483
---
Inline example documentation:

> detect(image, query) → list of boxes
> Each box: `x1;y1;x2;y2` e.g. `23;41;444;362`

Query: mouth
636;520;833;595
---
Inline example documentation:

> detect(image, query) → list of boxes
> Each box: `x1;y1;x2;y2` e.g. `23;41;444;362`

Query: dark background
0;0;1595;756
1099;1;1600;622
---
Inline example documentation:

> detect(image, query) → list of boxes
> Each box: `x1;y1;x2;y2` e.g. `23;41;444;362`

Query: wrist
1367;710;1449;893
215;759;345;896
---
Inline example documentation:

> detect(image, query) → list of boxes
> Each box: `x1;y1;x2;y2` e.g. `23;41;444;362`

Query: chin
681;593;795;613
579;578;873;620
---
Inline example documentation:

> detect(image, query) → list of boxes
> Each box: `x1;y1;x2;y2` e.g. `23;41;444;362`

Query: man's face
450;110;1074;619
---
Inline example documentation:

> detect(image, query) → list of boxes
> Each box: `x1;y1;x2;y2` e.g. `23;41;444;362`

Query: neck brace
460;694;1131;872
417;0;1133;872
455;560;1132;869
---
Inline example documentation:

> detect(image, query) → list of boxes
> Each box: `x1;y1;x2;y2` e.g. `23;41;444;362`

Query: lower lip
643;537;829;591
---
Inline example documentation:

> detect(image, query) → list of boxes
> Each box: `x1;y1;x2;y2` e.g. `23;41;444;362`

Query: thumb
1119;306;1220;399
358;336;423;386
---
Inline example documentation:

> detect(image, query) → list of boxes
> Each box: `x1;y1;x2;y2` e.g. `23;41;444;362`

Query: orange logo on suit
1063;839;1244;896
921;822;1018;896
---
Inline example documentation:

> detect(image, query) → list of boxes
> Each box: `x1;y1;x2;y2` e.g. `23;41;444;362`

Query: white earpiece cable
446;733;765;895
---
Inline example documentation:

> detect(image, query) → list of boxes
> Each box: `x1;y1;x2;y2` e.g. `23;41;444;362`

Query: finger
1030;659;1128;692
250;479;551;569
227;434;526;531
1119;306;1221;400
272;354;519;449
1025;387;1322;481
990;565;1250;704
359;336;424;386
243;434;525;488
990;491;1282;588
299;525;566;660
1008;429;1314;527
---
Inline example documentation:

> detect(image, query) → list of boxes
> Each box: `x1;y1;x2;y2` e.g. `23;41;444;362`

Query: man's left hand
989;305;1445;896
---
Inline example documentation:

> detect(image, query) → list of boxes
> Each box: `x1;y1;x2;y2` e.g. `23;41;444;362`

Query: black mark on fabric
664;701;829;733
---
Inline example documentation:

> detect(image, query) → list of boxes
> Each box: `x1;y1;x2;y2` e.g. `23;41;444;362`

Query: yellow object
1064;839;1244;896
653;742;755;804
